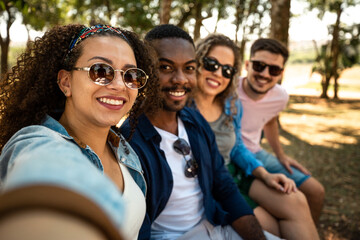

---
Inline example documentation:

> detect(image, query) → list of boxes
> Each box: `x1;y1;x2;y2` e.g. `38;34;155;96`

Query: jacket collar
41;115;120;148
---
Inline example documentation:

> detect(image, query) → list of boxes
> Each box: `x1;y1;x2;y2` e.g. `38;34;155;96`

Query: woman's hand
263;172;297;194
252;166;297;194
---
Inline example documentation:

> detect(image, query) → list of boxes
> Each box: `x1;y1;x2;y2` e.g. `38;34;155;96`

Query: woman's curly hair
0;24;160;151
195;34;241;117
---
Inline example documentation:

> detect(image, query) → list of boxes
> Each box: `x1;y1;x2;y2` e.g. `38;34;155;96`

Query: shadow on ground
262;95;360;240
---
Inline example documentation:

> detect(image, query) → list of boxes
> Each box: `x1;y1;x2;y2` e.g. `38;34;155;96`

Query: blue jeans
255;150;310;187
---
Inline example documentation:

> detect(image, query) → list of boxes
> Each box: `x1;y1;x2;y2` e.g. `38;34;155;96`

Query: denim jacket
226;98;263;176
0;115;146;228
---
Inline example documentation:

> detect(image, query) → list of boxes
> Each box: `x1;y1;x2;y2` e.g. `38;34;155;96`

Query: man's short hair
250;38;289;64
145;24;194;47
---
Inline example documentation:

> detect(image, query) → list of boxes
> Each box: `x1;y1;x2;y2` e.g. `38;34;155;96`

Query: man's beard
247;76;272;95
161;85;192;112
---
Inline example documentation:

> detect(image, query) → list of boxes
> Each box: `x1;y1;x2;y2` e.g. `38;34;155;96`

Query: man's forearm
231;215;266;240
263;116;284;158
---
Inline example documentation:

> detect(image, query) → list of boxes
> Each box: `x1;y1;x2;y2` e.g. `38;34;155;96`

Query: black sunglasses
73;63;148;89
173;138;199;178
203;57;236;79
250;60;283;76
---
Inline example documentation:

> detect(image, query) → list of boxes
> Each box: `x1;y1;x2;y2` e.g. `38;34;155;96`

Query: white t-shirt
238;77;289;153
151;118;205;239
119;163;146;240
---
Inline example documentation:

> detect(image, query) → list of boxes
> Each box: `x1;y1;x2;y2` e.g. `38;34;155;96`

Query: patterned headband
64;24;129;62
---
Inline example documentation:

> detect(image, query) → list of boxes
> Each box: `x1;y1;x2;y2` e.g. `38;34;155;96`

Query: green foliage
62;0;158;35
118;0;157;34
312;23;360;76
306;0;360;98
308;0;360;18
23;0;63;30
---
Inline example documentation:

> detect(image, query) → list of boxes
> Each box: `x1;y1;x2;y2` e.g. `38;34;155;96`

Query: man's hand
278;154;310;175
231;215;266;240
263;172;297;194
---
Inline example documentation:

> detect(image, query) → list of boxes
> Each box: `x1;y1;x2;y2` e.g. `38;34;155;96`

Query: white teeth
99;98;124;105
207;79;220;87
257;78;268;84
169;91;185;97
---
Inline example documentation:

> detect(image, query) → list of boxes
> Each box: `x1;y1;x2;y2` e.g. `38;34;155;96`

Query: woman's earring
64;89;67;95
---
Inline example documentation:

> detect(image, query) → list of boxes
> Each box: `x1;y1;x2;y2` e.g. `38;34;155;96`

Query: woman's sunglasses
173;138;199;178
203;57;236;79
73;63;148;89
250;60;283;77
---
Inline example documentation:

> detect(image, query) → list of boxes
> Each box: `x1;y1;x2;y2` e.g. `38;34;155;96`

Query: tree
233;0;270;73
0;0;25;78
308;0;360;99
170;0;212;41
0;0;62;78
66;0;157;35
269;0;290;47
312;23;359;99
160;0;172;24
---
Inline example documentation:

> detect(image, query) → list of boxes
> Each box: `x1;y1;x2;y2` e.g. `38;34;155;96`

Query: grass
261;96;360;240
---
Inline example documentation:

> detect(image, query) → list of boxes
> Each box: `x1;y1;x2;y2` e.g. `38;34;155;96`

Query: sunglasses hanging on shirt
202;57;236;79
250;60;284;77
173;138;199;178
73;63;148;89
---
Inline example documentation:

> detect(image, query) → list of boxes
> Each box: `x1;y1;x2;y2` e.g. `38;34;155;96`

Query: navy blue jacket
121;107;253;240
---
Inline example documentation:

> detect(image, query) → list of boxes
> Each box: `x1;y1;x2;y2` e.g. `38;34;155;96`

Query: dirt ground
261;95;360;240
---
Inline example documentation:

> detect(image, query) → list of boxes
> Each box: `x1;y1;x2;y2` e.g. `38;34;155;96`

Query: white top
151;118;204;239
238;77;289;153
119;163;146;240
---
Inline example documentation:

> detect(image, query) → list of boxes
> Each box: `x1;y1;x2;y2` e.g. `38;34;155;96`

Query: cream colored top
119;163;146;240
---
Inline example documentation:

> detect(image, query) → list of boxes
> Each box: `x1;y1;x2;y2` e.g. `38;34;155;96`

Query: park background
1;0;360;239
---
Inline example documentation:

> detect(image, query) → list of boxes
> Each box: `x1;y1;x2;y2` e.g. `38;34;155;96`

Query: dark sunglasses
173;138;199;178
203;57;236;79
73;63;148;89
250;60;283;76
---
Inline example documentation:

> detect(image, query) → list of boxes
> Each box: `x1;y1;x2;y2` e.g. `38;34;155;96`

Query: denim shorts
255;149;310;187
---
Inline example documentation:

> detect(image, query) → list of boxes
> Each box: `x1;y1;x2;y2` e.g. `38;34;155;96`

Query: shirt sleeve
229;99;264;176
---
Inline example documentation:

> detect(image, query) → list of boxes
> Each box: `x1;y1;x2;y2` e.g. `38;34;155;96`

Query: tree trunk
177;6;193;28
239;38;247;75
193;2;203;42
0;40;9;80
0;5;15;78
334;76;339;99
330;3;342;99
320;75;330;99
269;0;290;47
234;0;245;44
160;0;172;24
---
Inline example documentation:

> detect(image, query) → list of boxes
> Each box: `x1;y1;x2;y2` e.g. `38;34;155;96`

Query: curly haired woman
0;24;160;240
192;33;319;240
